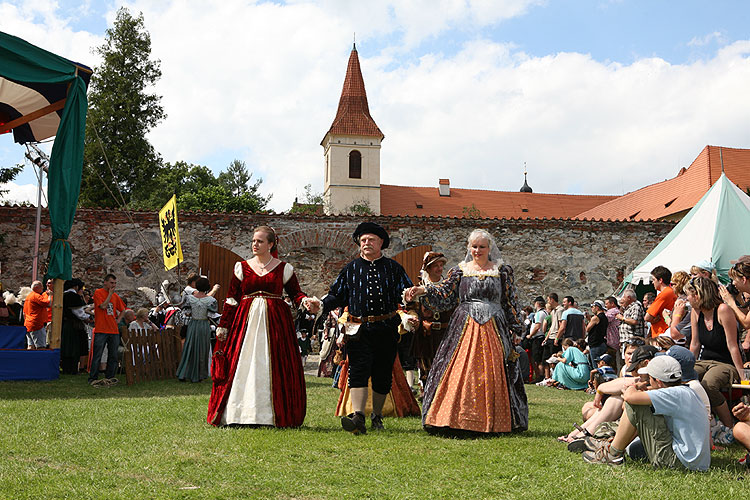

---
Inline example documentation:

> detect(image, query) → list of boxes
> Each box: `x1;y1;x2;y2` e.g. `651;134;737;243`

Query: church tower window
349;150;362;179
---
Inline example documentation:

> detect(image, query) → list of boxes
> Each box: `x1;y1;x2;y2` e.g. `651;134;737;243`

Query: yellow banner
158;195;183;271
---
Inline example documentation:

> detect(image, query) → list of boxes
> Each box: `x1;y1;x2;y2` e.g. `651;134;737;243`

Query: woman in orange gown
405;229;528;434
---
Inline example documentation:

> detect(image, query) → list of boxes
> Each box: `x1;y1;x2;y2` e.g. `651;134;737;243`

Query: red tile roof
575;146;750;221
322;46;383;143
380;184;616;219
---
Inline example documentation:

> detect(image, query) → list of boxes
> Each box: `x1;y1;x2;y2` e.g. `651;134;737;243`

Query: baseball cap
591;300;606;310
595;353;613;365
638;355;682;383
664;345;698;381
625;345;659;372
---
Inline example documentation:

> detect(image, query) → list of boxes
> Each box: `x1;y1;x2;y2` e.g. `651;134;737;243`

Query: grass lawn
0;374;746;499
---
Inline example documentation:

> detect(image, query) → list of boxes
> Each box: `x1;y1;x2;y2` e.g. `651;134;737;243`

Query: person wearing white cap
582;355;710;470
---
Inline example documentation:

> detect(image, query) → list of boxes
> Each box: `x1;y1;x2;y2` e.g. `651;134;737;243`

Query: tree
80;7;165;208
289;184;325;215
462;204;481;218
135;159;271;212
0;163;23;201
346;199;373;215
218;159;252;197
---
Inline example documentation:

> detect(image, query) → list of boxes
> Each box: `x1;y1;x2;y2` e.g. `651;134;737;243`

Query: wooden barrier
123;327;182;385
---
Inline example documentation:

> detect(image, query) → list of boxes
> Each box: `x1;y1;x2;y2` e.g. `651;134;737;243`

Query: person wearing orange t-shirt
645;266;676;338
88;273;126;386
23;280;51;349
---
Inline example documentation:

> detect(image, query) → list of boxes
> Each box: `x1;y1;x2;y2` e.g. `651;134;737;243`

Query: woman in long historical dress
405;230;528;434
207;226;318;427
176;277;217;383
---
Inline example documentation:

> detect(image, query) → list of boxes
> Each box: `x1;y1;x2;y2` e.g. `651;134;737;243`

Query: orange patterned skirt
424;317;511;433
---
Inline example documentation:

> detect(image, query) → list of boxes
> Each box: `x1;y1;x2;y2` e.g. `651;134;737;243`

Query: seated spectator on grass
550;338;590;390
587;353;617;394
648;335;675;351
558;344;654;445
686;276;744;428
582;355;710;470
732;401;750;468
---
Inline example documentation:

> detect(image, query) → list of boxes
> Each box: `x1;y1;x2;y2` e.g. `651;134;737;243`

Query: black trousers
347;322;398;395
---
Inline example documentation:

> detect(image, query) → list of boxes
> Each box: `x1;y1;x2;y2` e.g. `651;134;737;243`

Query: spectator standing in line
558;296;584;344
585;300;609;369
23;280;51;349
615;289;647;373
542;293;564;378
603;296;620;354
645;266;676;338
526;296;547;383
89;274;126;387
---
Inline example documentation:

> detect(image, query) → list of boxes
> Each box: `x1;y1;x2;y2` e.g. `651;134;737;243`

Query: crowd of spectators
516;259;750;471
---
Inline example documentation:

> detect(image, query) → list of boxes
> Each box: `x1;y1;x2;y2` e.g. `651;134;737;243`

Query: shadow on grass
0;374;213;400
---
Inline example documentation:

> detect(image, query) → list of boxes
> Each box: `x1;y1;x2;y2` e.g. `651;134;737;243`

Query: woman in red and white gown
207;226;318;427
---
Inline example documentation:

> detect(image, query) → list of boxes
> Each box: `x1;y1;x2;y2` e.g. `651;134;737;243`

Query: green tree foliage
136;159;271;213
346;199;373;215
289;183;325;214
0;163;23;200
462;203;481;218
80;7;165;208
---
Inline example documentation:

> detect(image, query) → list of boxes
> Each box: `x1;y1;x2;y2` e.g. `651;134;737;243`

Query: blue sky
2;0;750;210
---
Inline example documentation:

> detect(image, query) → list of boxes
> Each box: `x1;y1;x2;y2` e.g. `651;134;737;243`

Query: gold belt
243;292;283;300
347;311;398;324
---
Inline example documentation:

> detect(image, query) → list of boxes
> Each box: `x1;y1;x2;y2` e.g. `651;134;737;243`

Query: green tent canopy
620;173;750;290
0;31;91;280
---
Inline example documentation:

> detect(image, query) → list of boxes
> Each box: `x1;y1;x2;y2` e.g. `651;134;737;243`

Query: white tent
624;173;750;287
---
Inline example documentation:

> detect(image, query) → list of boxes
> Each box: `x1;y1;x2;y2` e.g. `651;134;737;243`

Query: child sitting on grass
587;353;617;394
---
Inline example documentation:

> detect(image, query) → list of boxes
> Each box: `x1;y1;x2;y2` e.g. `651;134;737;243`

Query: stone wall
0;206;675;308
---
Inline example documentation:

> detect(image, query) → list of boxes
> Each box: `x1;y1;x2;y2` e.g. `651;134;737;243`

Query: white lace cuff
216;327;228;337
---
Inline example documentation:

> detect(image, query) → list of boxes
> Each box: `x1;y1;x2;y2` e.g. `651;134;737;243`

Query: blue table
0;349;60;381
0;325;26;349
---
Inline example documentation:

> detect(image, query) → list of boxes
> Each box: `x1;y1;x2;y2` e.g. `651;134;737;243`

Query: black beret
352;222;390;249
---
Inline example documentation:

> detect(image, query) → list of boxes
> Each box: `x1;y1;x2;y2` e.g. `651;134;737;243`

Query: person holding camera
719;256;750;358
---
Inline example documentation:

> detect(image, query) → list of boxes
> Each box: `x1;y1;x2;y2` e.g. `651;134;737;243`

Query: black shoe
370;413;385;431
341;412;366;435
567;438;587;453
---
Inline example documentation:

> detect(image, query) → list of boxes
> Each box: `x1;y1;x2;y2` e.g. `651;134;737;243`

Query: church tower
322;44;384;215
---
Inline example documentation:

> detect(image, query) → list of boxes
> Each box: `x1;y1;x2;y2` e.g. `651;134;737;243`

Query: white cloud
1;181;46;206
2;0;750;214
688;31;726;47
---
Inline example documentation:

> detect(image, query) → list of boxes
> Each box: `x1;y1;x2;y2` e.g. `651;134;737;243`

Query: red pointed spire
323;45;384;143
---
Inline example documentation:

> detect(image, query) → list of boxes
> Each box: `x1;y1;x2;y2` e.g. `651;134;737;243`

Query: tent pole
32;167;43;282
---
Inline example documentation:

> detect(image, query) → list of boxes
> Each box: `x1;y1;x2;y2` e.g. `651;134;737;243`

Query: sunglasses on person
624;338;646;346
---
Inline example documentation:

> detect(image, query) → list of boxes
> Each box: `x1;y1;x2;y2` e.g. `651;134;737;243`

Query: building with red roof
321;46;749;222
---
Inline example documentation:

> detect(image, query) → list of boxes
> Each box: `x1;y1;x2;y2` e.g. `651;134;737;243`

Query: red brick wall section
0;206;676;308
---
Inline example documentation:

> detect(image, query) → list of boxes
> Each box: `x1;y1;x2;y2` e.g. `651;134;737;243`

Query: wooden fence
123;327;182;385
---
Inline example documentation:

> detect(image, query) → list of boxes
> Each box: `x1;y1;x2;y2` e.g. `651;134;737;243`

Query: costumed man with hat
321;222;414;434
